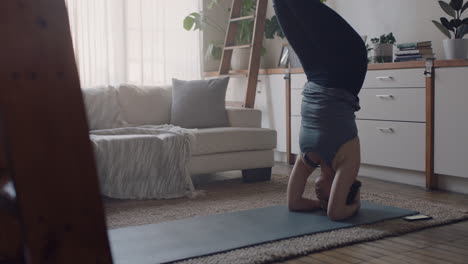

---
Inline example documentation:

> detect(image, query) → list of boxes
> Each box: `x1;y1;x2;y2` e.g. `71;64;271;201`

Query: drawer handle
376;95;394;99
377;127;395;133
376;76;394;81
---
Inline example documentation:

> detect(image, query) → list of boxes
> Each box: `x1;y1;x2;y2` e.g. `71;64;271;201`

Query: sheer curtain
66;0;202;88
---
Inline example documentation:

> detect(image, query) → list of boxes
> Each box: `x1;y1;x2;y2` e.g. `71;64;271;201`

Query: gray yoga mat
109;201;417;264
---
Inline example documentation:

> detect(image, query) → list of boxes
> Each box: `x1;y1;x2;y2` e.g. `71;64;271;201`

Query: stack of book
394;41;435;62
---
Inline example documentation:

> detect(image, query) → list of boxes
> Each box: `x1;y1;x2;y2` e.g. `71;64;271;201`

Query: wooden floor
272;163;468;264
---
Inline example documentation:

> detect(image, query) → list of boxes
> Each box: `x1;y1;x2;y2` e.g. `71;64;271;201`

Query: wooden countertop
204;59;468;77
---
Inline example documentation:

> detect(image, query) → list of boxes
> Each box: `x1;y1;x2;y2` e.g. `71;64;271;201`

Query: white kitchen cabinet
291;74;308;89
291;116;301;155
255;74;287;152
434;67;468;178
291;88;303;116
212;60;468;191
289;69;427;172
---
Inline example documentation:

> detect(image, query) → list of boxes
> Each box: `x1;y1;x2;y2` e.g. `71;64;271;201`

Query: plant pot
443;39;468;60
231;48;250;70
372;43;394;63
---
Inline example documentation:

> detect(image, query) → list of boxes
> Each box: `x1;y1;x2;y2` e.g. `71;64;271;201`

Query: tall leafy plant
432;0;468;39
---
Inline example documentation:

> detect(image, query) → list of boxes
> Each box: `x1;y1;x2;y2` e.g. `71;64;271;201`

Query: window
66;0;202;88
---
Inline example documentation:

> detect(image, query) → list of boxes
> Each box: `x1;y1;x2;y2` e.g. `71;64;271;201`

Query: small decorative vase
372;43;394;63
231;48;250;70
443;39;468;60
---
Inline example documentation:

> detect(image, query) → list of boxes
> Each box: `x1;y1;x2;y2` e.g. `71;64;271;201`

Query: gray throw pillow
171;77;230;128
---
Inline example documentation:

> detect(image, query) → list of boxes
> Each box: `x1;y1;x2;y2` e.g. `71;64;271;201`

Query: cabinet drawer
363;69;425;88
291;74;307;89
293;88;426;121
357;120;425;171
357;88;426;122
291;116;301;154
291;88;303;116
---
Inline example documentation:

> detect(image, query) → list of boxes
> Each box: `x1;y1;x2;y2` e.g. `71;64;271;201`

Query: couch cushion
191;127;277;156
171;78;229;128
82;86;125;130
118;84;172;126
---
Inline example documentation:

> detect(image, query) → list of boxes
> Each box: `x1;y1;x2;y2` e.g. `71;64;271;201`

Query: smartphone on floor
403;214;432;221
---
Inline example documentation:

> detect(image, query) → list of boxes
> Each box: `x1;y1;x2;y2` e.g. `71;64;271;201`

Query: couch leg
242;168;272;183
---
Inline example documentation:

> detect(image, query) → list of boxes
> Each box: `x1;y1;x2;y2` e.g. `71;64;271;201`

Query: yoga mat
109;201;417;264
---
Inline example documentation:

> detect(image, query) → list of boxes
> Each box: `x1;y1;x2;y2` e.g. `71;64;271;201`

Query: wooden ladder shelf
219;0;268;109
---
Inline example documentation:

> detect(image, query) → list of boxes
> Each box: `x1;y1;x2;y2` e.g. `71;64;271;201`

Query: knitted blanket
90;125;196;199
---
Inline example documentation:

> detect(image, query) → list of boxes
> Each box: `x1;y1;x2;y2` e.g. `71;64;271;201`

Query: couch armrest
227;107;262;128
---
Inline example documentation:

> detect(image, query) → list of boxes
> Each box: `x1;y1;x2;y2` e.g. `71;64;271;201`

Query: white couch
82;84;277;182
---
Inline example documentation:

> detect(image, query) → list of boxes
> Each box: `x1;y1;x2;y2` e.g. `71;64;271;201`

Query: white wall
203;0;452;72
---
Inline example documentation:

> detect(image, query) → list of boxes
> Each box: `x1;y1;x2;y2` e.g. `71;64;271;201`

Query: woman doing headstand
273;0;368;221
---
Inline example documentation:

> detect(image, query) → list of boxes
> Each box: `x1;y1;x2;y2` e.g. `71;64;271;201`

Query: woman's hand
352;190;361;207
319;199;329;211
350;190;361;215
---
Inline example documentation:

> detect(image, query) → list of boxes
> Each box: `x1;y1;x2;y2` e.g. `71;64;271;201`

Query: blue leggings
273;0;367;168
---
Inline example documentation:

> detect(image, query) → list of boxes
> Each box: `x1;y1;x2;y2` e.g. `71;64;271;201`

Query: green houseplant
183;0;326;68
432;0;468;59
370;33;396;63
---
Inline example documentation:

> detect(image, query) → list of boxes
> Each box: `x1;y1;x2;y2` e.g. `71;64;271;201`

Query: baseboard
359;164;468;194
437;174;468;195
359;164;426;188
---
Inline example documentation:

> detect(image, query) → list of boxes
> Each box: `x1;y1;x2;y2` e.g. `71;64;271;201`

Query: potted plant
370;33;396;63
432;0;468;59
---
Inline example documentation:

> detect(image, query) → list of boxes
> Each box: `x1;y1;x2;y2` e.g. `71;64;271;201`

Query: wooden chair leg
1;1;113;263
0;193;21;262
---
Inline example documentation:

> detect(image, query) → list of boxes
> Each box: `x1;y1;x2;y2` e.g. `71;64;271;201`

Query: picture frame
288;46;303;68
278;44;290;68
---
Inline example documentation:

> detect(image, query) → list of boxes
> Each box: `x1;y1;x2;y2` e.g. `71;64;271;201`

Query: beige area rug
104;174;468;264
